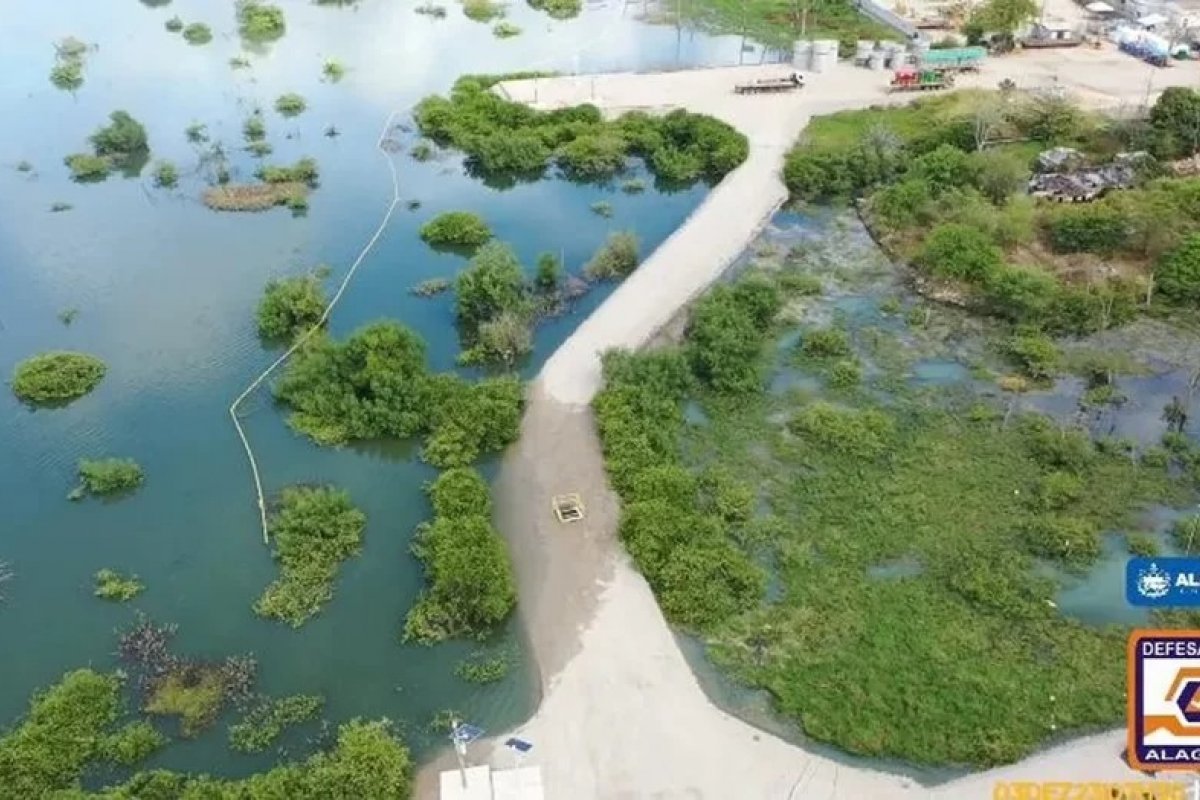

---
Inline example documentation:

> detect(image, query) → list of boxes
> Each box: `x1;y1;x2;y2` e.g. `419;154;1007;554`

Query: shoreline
417;55;1200;798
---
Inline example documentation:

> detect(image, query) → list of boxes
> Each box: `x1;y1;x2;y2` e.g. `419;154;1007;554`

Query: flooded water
0;0;778;777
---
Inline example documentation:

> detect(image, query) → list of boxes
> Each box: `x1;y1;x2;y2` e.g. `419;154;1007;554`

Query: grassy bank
665;0;896;54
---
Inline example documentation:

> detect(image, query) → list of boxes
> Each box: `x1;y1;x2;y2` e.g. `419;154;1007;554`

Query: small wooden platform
552;493;585;523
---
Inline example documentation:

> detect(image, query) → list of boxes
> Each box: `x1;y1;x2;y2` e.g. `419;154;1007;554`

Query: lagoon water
0;0;780;777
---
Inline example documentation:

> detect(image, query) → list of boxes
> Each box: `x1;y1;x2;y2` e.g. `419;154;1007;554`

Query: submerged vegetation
94;569;145;602
274;92;308;117
72;458;145;499
255;486;367;627
493;21;522;38
414;74;747;188
182;22;214;45
527;0;581;19
405;468;516;643
64;111;150;182
11;351;105;405
152;160;179;188
228;694;324;752
202;157;318;212
257;274;328;340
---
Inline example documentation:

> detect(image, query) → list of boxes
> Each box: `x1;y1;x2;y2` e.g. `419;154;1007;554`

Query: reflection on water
0;0;770;775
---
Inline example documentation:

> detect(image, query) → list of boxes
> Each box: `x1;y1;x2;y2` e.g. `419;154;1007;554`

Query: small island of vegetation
202;156;318;213
94;569;145;602
236;0;286;42
405;467;516;643
64;111;150;182
71;458;145;500
257;273;328;340
11;351;106;406
228;693;324;753
181;22;213;45
419;210;492;251
527;0;581;19
274;92;307;117
254;486;367;627
49;37;90;92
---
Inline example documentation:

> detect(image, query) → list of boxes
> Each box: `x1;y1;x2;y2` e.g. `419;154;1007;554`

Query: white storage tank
855;40;875;65
793;40;813;70
811;39;838;73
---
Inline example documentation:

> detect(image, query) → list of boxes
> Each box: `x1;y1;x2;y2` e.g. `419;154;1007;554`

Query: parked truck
734;72;804;94
889;67;954;92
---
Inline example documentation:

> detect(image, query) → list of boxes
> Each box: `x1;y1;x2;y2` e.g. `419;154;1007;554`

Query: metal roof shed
491;767;545;800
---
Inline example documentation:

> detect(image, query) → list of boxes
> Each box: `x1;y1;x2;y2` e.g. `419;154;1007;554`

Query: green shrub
1044;205;1128;255
535;252;562;291
1005;330;1059;380
463;0;505;21
421;375;524;468
90;111;148;159
1021;515;1100;566
152;160;178;188
257;275;327;340
254;486;367;627
583;231;640;280
182;23;213;44
165;16;184;32
99;721;166;765
917;223;1002;283
1149;87;1200;159
492;20;521;37
94;569;144;601
1030;471;1083;511
871;178;934;229
801;327;851;358
1127;532;1160;557
0;669;124;795
1019;416;1094;473
12;352;106;405
528;0;581;18
405;514;516;643
229;695;323;753
257;157;319;186
64;153;110;182
144;666;229;737
243;113;267;142
911;143;977;192
427;468;491;519
454;241;525;327
420;211;492;250
830;359;863;388
1175;516;1200;554
50;60;84;92
76;458;144;497
461;311;533;366
983;265;1060;323
322;59;346;82
274;93;307;117
557;133;628;179
237;0;286;41
454;651;511;683
1156;233;1200;303
789;402;895;459
686;279;781;394
971;149;1028;204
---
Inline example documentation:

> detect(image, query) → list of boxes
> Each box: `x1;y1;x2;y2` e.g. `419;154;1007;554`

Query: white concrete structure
439;766;492;800
491;767;545;800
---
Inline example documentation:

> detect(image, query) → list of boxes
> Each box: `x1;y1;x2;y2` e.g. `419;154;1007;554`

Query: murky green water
0;0;782;777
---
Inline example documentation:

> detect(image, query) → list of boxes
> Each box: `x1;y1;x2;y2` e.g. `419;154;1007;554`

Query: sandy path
417;52;1200;799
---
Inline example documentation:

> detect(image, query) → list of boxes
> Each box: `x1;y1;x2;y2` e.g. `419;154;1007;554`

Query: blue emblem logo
1127;558;1200;607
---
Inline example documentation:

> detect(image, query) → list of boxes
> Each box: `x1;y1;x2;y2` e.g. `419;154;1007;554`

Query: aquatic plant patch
94;569;144;602
228;693;324;752
254;486;366;627
72;458;144;499
256;274;328;340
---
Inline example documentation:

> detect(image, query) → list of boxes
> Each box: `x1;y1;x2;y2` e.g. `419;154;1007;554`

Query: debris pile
1028;148;1150;202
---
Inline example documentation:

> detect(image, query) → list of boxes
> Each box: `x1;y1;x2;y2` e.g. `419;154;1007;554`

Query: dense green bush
535;252;562;291
583;231;640;280
1005;329;1060;380
405;510;516;643
152;160;178;188
90;111;148;160
1156;232;1200;303
182;22;213;44
686;278;782;394
257;275;328;340
94;569;144;601
257;157;319;186
99;721;166;766
420;211;492;250
971;149;1029;204
982;265;1060;323
911;144;977;193
12;351;106;405
460;311;532;366
422;375;524;467
274;92;308;117
1043;204;1128;255
64;153;110;182
800;326;851;358
255;486;367;627
414;77;745;187
1149;87;1200;159
528;0;582;18
75;459;144;498
916;223;1002;283
0;669;126;795
788;402;895;459
454;241;525;327
427;468;491;519
237;0;286;41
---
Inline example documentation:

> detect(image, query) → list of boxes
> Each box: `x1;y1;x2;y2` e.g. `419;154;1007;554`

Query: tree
916;223;1003;283
257;275;327;340
1156;232;1200;303
686;279;781;394
90;111;148;159
420;211;492;250
454;241;525;327
911;144;977;193
972;149;1027;204
1150;86;1200;159
973;0;1038;36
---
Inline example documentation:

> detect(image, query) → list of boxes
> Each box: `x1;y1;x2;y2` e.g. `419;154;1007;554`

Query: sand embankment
418;55;1200;799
